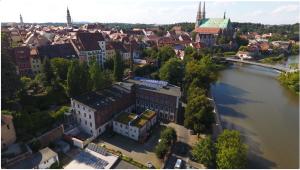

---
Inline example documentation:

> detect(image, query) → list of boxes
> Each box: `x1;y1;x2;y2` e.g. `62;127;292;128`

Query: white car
174;159;182;169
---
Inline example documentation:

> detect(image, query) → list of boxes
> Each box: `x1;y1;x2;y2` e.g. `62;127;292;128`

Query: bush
223;51;236;57
160;127;177;144
192;137;215;168
154;139;169;159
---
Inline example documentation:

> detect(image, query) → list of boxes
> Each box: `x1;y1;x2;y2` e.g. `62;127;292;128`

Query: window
84;113;86;117
89;115;91;119
77;104;80;108
85;121;87;125
7;124;10;129
83;107;85;110
90;122;92;127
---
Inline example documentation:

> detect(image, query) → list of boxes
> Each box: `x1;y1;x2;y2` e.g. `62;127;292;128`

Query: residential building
111;41;131;60
7;147;59;169
70;83;136;137
105;42;116;59
71;32;106;67
1;115;17;148
12;46;32;77
113;109;157;141
29;48;42;75
194;1;234;47
37;43;78;61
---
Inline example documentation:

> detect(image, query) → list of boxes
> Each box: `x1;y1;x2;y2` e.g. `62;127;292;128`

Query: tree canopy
192;137;215;168
113;52;124;82
159;58;184;86
216;130;248;169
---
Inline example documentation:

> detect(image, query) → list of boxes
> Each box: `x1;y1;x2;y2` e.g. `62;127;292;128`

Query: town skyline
1;0;299;25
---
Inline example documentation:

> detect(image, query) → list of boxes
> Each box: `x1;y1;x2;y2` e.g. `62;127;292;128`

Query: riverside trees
192;130;248;168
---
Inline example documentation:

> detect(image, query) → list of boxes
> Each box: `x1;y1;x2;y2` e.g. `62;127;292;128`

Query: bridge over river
224;57;298;73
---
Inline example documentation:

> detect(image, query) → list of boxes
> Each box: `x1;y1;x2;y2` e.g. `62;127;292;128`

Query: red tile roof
194;27;221;34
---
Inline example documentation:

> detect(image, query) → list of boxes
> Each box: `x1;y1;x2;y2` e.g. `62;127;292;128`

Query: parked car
174;159;182;169
146;161;154;168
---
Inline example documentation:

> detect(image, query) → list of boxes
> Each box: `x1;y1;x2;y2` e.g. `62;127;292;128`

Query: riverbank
207;91;223;141
211;64;299;168
278;71;299;95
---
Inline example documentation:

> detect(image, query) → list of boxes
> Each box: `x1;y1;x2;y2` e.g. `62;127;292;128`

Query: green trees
184;93;214;134
113;52;124;81
184;56;217;92
89;61;105;90
183;56;217;134
51;58;71;81
67;60;83;97
155;127;177;159
157;46;176;65
291;44;299;55
192;137;215;168
216;130;248;169
41;57;55;86
160;127;177;144
1;33;21;105
192;130;248;168
159;58;184;86
238;46;248;52
278;71;299;94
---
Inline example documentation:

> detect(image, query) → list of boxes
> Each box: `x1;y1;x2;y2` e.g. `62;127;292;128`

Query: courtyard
93;124;164;168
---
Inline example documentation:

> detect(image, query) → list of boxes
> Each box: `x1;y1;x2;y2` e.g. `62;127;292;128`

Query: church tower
195;2;202;28
67;7;72;27
20;14;24;25
202;1;206;19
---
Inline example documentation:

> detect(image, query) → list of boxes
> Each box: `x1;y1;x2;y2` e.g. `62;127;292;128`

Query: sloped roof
199;18;230;29
194;27;221;34
77;32;105;51
37;43;78;60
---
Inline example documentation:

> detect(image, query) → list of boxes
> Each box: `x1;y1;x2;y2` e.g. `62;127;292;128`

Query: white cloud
271;4;298;15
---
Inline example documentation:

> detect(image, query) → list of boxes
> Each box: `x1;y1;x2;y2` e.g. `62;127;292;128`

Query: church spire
196;2;202;22
20;14;23;25
67;6;72;27
202;1;206;19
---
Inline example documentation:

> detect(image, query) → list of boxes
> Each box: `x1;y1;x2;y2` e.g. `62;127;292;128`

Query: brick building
12;46;32;77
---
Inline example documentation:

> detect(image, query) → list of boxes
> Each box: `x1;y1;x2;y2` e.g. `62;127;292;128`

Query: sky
0;0;299;25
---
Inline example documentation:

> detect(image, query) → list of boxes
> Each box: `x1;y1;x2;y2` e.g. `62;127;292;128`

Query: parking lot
93;124;165;168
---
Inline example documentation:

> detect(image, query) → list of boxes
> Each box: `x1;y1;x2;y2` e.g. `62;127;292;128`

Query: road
162;122;205;169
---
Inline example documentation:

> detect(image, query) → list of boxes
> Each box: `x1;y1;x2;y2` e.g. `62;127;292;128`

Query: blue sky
0;0;299;25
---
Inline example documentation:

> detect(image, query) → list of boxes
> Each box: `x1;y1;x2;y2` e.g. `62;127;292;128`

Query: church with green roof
194;1;234;47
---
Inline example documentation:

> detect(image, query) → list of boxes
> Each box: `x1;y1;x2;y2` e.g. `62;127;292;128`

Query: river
211;55;299;168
